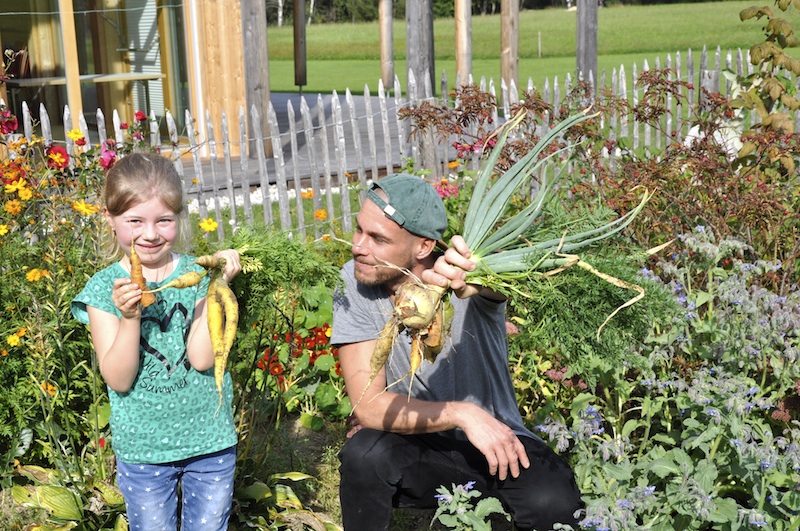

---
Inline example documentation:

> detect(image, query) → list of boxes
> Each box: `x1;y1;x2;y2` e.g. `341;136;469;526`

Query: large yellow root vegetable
206;269;238;412
354;279;452;409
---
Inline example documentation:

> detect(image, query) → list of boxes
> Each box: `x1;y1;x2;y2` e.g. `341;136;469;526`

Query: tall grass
266;1;795;93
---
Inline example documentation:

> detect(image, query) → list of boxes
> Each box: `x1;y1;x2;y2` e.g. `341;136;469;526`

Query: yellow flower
301;189;314;199
18;187;33;201
4;177;26;194
314;209;328;221
41;382;57;397
72;200;100;216
26;268;46;282
199;217;218;233
4;199;22;215
192;178;199;185
66;128;85;142
6;334;20;347
0;224;8;236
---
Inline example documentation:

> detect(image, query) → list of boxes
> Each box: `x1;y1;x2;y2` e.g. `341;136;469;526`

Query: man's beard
353;258;410;287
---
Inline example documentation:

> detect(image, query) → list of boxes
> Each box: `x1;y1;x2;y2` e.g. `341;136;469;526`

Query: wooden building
0;0;255;156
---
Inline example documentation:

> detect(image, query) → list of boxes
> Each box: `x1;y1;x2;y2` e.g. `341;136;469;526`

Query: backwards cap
366;173;448;241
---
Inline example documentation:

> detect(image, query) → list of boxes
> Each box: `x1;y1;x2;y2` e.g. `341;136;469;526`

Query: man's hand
459;403;531;480
422;235;481;298
422;235;503;300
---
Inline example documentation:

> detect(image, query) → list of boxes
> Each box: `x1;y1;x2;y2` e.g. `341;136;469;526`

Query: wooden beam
59;0;82;120
501;0;519;95
455;0;472;86
293;0;306;89
577;0;599;88
378;0;394;88
0;28;7;109
241;0;272;156
406;0;435;97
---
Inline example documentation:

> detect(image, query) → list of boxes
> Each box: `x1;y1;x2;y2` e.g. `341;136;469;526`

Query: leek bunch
460;108;651;303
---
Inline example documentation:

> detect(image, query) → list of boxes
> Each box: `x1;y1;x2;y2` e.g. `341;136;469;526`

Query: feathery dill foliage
508;200;680;388
512;254;678;387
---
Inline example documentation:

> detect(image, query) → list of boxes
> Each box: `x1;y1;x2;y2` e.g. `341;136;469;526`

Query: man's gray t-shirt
331;259;537;441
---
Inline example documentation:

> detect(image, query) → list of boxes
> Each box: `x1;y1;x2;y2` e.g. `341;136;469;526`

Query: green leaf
270;471;315;482
300;412;324;431
645;457;682;478
238;481;274;500
273;483;304;509
113;514;129;531
621;418;641;439
570;393;596;419
36;485;84;521
314;382;338;411
95;481;125;507
313;354;336;371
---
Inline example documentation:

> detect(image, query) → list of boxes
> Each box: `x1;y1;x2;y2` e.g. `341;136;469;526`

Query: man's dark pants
339;428;584;530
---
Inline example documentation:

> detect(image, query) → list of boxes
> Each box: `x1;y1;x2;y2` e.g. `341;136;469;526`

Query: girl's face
105;197;179;268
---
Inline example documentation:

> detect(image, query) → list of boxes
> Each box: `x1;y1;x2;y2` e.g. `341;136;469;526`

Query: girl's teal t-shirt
71;254;237;464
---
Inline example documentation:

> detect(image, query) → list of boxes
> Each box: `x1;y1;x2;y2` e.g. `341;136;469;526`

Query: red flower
120;122;129;130
75;137;87;147
97;437;106;449
46;145;69;170
135;110;147;122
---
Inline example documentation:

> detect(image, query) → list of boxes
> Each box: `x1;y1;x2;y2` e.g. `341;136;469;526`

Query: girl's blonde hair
101;152;190;262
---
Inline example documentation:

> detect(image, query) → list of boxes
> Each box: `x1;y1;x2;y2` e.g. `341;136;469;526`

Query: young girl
71;152;240;530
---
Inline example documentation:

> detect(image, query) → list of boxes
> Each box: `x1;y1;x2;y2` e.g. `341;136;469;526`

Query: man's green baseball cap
366;173;448;241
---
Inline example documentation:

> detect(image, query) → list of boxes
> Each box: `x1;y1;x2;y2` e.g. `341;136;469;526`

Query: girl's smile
106;197;179;279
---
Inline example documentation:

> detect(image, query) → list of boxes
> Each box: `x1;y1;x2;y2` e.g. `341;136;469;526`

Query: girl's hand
215;249;242;283
111;278;142;319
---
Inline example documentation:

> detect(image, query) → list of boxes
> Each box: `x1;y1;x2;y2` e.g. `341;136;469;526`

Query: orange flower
447;160;460;169
301;189;314;199
41;382;57;397
314;209;328;221
4;199;22;215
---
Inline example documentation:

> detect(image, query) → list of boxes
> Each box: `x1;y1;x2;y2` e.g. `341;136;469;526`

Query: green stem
708;432;723;461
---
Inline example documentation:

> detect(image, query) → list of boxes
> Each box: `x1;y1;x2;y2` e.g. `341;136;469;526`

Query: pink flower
434;179;459;199
505;321;520;336
0;109;18;134
100;144;117;171
135;110;147;121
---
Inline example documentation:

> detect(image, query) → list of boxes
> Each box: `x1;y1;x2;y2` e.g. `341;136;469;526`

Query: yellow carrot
145;271;206;294
207;270;238;412
194;255;226;270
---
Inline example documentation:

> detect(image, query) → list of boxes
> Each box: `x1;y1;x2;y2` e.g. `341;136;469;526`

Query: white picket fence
7;45;799;240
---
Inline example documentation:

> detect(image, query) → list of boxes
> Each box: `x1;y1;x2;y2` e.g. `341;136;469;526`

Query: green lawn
265;1;797;93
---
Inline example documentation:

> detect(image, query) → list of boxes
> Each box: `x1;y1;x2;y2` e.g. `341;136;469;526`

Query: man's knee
338;428;398;480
